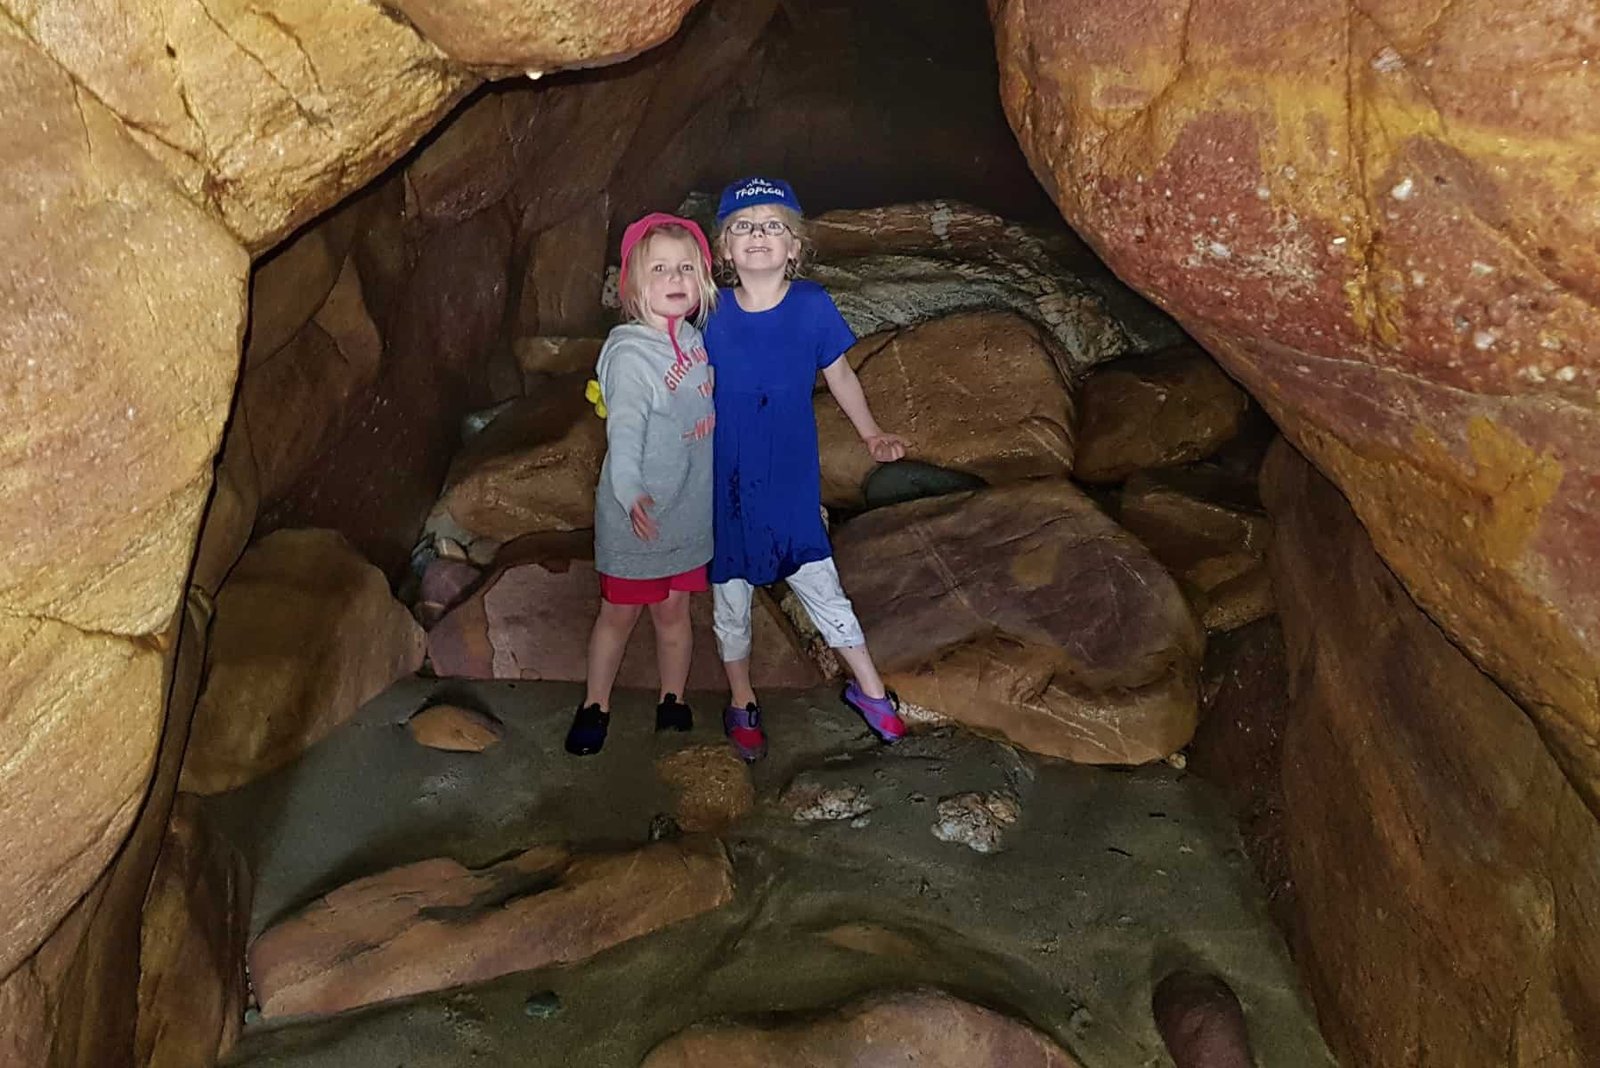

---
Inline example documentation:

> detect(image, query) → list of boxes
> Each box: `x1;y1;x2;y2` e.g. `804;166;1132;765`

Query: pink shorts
599;564;709;605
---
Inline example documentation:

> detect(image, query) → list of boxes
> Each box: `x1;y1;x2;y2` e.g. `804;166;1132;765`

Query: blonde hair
715;205;813;284
622;224;719;328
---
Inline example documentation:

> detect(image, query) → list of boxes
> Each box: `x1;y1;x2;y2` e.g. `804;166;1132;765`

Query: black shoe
655;693;693;732
565;703;609;755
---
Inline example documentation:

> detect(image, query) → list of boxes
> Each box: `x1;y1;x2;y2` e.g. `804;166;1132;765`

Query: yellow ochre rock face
991;0;1600;815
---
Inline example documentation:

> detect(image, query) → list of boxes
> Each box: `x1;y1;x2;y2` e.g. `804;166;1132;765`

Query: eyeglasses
727;219;792;237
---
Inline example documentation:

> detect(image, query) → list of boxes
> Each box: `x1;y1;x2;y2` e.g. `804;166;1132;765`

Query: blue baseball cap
716;177;803;224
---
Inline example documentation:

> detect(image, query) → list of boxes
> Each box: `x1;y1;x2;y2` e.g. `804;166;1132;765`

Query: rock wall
990;0;1600;821
0;2;704;1064
1262;441;1600;1066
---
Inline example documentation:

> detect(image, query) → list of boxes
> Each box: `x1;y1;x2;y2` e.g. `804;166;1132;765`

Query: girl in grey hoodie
566;213;719;756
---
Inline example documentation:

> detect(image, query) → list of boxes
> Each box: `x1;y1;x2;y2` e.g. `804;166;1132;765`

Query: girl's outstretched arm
822;356;907;462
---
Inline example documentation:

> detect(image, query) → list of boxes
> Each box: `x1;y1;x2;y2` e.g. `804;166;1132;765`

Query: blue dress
704;280;858;586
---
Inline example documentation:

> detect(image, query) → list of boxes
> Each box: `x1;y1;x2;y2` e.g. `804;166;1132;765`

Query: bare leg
834;643;888;699
648;590;693;699
722;656;758;709
584;601;643;710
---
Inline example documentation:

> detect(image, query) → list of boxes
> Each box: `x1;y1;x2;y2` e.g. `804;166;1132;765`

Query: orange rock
427;541;819;692
656;746;756;832
405;704;504;753
1262;441;1600;1066
817;312;1075;507
250;838;734;1019
642;988;1083;1067
833;481;1202;764
992;0;1600;813
388;0;700;72
181;530;425;794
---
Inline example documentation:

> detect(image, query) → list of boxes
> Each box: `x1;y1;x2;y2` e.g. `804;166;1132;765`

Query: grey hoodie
593;320;715;579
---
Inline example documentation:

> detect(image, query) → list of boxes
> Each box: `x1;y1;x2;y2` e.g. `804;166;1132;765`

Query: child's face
638;233;703;325
722;205;797;277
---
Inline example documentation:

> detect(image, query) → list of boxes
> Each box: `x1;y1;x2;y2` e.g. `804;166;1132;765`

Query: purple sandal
842;682;906;743
723;702;768;763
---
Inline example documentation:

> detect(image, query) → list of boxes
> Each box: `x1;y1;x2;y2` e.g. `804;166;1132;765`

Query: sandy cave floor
211;677;1335;1067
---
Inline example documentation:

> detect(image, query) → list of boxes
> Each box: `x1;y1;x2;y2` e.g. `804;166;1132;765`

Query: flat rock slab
833;480;1203;764
642;988;1083;1067
249;837;733;1019
428;537;819;691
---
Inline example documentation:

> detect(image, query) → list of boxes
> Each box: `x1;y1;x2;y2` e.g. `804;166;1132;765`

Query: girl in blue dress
703;177;909;761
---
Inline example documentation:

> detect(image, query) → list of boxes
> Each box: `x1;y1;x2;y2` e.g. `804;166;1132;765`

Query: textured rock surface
806;202;1131;376
426;538;819;692
6;0;476;249
1263;441;1600;1066
656;745;756;833
0;19;247;635
0;615;165;980
817;311;1075;508
1071;347;1249;483
405;703;504;753
387;0;700;72
432;377;607;542
1119;468;1274;633
642;988;1083;1067
181;529;425;794
0;593;212;1064
992;0;1600;815
833;481;1203;764
249;837;734;1019
134;796;251;1068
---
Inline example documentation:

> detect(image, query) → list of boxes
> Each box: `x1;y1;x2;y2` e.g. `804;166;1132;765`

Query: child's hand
630;495;659;541
864;433;907;463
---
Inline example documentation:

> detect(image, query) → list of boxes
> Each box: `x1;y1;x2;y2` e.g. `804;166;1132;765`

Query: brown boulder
181;529;425;794
388;0;700;73
0;615;164;979
9;0;476;250
134;797;251;1068
642;988;1083;1067
516;202;609;337
427;538;820;692
992;0;1600;815
405;704;504;753
1071;347;1249;483
1262;441;1600;1066
250;837;734;1019
0;22;247;637
833;480;1203;764
404;92;521;224
656;745;756;832
1119;469;1274;633
816;311;1075;507
433;376;607;542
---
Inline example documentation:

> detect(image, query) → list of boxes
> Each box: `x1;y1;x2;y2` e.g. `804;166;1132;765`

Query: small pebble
850;815;871;829
524;991;562;1019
